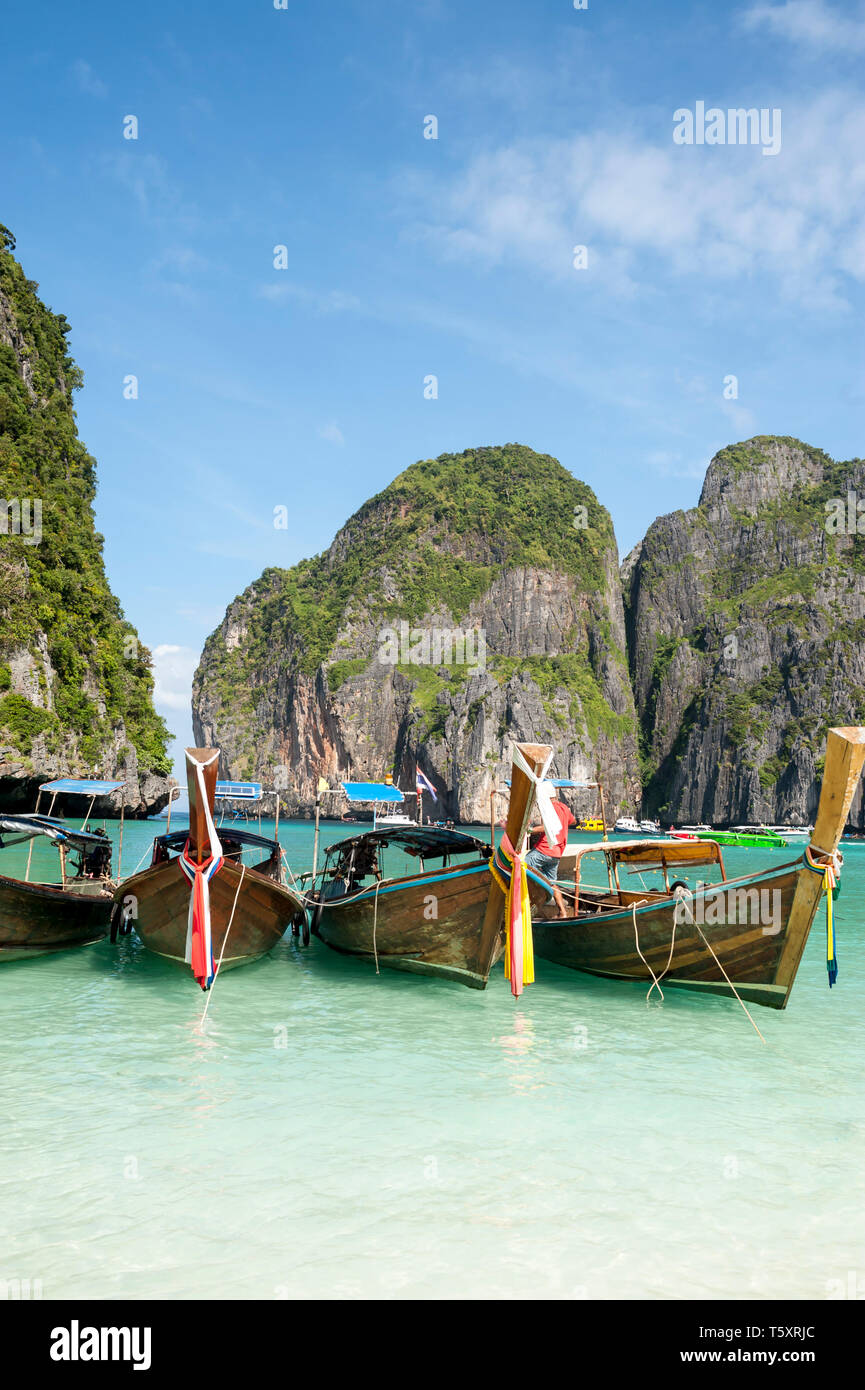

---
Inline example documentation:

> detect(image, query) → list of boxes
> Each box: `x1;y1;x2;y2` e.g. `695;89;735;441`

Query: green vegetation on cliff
0;227;171;774
198;443;618;717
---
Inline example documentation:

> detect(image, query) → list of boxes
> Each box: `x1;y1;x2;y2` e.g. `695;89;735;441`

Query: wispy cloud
257;281;361;313
742;0;865;52
401;89;865;309
318;422;345;445
102;151;198;228
71;59;107;98
646;450;710;480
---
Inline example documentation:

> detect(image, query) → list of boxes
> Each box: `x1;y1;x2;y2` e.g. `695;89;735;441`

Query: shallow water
2;819;863;1300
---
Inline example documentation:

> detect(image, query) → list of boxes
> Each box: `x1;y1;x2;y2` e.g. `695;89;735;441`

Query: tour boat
531;727;865;1010
308;743;554;988
614;816;641;833
694;827;788;849
0;776;123;960
113;749;306;987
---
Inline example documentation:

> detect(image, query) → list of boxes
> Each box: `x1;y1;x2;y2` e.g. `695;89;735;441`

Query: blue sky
2;0;864;773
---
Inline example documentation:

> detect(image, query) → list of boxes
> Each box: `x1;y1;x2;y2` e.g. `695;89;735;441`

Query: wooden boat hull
313;859;549;988
0;873;112;960
117;857;304;973
313;861;498;987
533;867;807;1008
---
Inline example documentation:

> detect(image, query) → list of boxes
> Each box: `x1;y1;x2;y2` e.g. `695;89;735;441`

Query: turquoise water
2;818;864;1300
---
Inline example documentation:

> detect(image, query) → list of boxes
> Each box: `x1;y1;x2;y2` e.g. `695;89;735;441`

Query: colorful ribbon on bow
489;833;535;997
803;845;841;987
179;843;224;989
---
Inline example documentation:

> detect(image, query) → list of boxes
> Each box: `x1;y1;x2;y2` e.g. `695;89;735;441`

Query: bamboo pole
117;786;126;880
24;788;42;883
312;793;322;883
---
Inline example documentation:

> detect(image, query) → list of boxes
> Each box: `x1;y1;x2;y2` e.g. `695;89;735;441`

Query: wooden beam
775;726;865;1005
185;748;220;865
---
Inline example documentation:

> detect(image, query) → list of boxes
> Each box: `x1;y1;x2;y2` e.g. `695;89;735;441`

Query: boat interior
0;814;114;893
533;838;731;921
151;827;282;880
318;827;491;898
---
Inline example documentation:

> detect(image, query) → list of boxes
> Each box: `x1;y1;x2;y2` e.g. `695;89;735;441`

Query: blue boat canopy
215;781;262;800
40;778;125;795
341;782;405;804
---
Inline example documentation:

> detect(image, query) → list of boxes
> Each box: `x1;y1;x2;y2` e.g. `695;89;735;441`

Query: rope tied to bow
803;844;843;986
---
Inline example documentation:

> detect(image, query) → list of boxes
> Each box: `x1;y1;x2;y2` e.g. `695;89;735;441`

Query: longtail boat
308;742;554;988
531;726;865;1010
0;781;120;960
113;749;306;987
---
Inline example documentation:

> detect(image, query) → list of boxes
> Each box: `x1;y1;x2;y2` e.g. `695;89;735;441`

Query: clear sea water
2;816;864;1301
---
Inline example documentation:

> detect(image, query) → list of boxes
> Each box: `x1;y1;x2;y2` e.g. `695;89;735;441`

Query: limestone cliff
626;436;865;826
193;444;641;820
0;228;173;815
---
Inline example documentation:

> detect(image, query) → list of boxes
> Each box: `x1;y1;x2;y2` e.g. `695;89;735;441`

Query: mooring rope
630;898;675;1002
691;915;767;1043
662;886;766;1041
200;863;246;1025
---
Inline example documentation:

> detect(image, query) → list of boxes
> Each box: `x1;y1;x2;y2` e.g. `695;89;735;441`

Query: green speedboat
695;828;788;849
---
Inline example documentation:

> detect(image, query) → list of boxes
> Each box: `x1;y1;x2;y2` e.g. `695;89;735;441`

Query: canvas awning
559;837;725;874
39;779;124;796
327;826;486;859
215;781;262;800
340;782;405;804
0;814;108;849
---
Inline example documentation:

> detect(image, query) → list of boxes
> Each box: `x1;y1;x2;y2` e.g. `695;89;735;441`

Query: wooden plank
185;747;220;864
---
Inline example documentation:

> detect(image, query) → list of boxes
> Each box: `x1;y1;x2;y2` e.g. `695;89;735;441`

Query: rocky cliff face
193;444;641;820
0;228;173;815
626;436;865;826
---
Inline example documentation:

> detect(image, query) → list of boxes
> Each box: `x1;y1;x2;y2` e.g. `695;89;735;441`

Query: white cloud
742;1;865;52
319;422;345;445
152;644;199;712
402;89;865;308
72;60;107;98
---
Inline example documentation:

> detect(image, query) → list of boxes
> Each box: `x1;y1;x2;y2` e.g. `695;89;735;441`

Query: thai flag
416;767;438;803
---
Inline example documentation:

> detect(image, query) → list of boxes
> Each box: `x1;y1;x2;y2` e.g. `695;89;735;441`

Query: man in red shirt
524;798;576;918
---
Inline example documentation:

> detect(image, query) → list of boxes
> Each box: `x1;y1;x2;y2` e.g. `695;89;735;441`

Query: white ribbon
512;745;560;847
